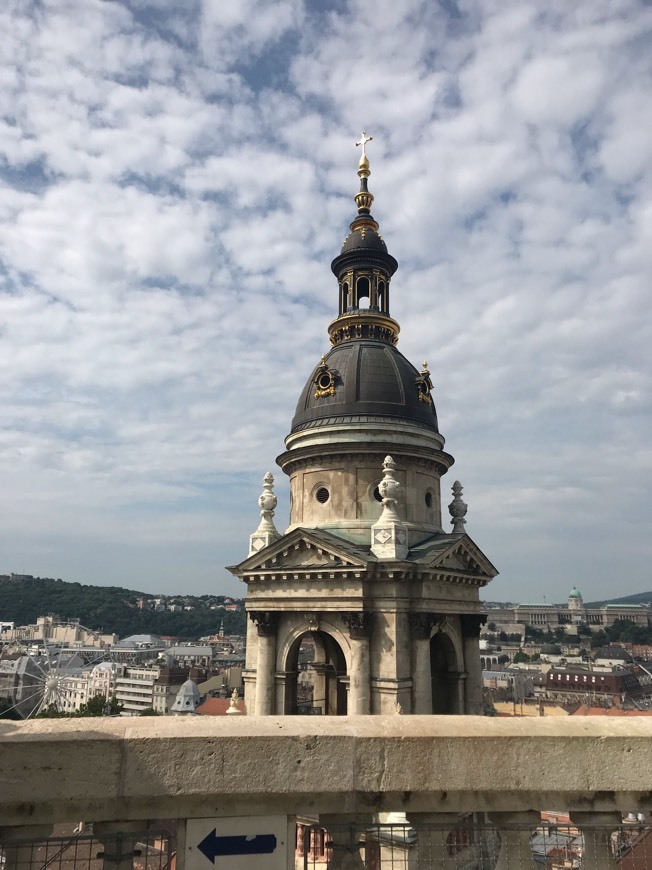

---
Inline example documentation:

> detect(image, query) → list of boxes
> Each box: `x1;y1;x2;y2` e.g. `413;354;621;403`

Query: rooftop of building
195;697;247;716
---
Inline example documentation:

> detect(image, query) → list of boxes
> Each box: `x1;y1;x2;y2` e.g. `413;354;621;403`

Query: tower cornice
327;310;400;347
277;442;454;478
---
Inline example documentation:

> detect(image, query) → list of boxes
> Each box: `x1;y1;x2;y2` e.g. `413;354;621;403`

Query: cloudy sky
1;0;651;604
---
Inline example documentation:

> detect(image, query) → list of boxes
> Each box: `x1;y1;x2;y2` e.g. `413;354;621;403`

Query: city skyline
1;1;651;601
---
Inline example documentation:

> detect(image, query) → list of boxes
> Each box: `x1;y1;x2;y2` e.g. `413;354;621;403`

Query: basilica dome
291;340;439;434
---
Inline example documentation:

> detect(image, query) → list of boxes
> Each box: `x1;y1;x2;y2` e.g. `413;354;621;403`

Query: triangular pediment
410;533;498;580
440;552;467;570
228;527;371;576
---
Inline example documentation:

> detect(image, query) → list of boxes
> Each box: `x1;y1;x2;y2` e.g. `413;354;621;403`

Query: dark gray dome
341;225;388;254
291;340;439;433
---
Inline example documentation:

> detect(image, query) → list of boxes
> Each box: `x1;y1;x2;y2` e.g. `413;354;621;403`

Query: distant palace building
487;586;649;633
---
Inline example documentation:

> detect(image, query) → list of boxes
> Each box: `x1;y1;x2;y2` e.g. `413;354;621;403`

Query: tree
35;693;123;719
0;576;246;641
77;694;123;717
591;629;607;649
512;651;530;664
139;707;159;716
604;619;652;646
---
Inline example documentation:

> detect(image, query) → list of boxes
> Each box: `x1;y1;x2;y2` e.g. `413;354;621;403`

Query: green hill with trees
584;590;652;607
0;576;246;640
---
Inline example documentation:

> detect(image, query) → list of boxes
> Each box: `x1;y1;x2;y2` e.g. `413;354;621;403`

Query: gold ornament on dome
416;361;434;405
313;354;337;398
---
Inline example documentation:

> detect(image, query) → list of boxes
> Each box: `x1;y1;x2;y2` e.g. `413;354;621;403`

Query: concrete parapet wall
1;716;651;825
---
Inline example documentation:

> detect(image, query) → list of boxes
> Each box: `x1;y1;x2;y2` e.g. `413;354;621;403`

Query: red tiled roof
195;698;247;716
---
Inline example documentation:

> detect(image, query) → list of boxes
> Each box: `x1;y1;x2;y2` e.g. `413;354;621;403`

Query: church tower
229;135;497;716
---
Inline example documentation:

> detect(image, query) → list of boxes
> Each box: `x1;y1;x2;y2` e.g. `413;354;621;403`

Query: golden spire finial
354;130;374;211
355;131;373;176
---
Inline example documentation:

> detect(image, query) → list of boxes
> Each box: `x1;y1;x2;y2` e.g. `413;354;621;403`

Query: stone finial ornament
248;472;281;555
378;455;401;515
448;480;468;534
226;687;244;716
259;471;277;515
371;455;409;561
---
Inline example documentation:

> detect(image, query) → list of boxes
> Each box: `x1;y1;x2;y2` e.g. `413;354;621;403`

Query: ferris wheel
0;637;108;719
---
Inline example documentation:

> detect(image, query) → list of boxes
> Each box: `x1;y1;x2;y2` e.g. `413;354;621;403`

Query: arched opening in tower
377;279;386;312
430;632;458;714
356;276;370;309
340;281;349;315
285;631;348;715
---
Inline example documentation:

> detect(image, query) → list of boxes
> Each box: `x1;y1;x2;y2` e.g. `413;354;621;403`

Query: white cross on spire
355;131;373;158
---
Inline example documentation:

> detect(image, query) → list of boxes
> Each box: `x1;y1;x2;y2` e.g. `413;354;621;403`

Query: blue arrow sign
197;828;277;862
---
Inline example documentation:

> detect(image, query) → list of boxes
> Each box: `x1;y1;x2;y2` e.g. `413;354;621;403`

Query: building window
315;487;330;504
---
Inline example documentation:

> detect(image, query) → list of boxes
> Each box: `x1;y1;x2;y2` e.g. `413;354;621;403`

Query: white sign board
186;816;289;870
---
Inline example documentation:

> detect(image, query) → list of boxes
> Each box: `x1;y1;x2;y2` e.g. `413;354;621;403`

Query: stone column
570;812;622;870
342;612;371;715
406;812;458;870
460;614;486;715
409;613;434;714
320;815;370;869
93;821;145;870
279;669;298;715
249;611;278;716
0;825;53;870
446;671;467;714
489;811;539;870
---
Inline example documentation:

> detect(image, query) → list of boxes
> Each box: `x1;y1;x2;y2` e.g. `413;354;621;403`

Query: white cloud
0;0;650;604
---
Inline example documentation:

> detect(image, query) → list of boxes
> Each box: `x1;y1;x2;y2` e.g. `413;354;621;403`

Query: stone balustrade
1;716;651;868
